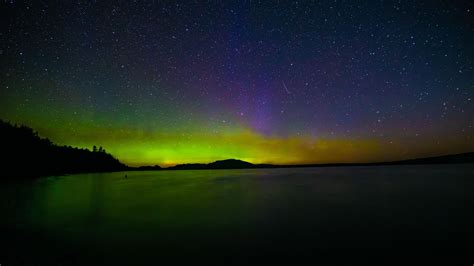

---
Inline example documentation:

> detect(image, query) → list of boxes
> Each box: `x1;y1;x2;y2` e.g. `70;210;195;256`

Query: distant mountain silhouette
262;152;474;168
166;153;474;170
0;119;127;178
135;165;162;171
385;152;474;165
169;159;255;170
209;159;255;168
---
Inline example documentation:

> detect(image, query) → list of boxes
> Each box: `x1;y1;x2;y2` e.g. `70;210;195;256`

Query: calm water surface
2;165;474;264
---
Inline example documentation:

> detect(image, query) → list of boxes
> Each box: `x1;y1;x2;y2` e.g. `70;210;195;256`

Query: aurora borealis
0;1;473;166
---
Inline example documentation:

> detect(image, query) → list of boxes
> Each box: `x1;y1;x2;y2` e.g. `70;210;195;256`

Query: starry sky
1;1;473;166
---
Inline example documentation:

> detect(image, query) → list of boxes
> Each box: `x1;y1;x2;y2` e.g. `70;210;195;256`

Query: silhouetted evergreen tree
0;119;128;178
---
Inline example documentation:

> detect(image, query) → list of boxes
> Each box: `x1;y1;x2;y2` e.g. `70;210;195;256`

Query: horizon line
132;152;474;169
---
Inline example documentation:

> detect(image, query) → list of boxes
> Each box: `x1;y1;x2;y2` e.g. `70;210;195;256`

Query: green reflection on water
2;165;474;264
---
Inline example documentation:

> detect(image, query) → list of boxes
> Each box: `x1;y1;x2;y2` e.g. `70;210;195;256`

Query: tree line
0;119;128;178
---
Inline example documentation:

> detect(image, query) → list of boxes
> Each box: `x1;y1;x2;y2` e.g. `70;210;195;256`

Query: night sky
1;1;473;166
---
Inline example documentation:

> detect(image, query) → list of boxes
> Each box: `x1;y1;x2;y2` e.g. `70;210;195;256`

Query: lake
1;165;474;264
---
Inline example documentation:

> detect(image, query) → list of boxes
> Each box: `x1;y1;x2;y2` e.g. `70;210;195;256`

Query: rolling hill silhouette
164;153;474;170
168;159;255;170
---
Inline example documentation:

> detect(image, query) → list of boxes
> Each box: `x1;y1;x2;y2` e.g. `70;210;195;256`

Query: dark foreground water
1;165;474;265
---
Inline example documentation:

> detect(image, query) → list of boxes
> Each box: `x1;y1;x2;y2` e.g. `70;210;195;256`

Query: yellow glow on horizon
44;126;384;166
